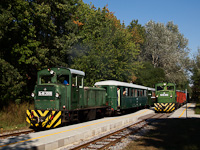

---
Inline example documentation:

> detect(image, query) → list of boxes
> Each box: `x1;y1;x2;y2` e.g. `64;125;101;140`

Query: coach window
144;90;147;96
137;90;140;97
131;89;134;97
123;88;128;96
135;89;137;97
129;88;132;96
140;90;143;96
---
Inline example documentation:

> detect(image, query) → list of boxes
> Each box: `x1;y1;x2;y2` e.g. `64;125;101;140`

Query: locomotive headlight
156;95;158;97
170;95;172;98
55;92;60;98
31;93;35;97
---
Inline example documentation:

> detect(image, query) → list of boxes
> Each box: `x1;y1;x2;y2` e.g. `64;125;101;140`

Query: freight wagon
154;82;186;112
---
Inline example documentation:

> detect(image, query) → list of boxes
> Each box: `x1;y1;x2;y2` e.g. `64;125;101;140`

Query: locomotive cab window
72;74;83;88
41;75;52;84
78;76;84;88
167;86;174;91
57;75;69;85
157;86;164;91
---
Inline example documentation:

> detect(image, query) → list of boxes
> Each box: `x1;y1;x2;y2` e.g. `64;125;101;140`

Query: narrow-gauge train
26;67;155;129
154;82;186;112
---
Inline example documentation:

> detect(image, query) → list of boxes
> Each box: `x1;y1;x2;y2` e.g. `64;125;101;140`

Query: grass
195;103;200;114
123;119;200;150
0;102;34;133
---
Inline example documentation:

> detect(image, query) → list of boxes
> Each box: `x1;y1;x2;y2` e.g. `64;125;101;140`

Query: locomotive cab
154;83;176;112
26;68;85;128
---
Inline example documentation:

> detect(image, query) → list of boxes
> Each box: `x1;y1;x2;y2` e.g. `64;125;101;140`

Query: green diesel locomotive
26;68;109;128
154;82;186;112
26;68;155;129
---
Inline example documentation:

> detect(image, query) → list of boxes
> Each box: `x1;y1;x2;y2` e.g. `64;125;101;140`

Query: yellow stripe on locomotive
26;110;61;128
154;103;175;112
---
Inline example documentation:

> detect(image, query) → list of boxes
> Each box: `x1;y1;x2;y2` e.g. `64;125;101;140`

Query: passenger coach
95;80;155;115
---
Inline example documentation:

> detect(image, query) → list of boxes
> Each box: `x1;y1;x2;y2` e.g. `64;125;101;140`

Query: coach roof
95;80;149;90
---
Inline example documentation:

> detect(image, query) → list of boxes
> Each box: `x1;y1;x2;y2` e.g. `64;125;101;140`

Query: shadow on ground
125;118;200;150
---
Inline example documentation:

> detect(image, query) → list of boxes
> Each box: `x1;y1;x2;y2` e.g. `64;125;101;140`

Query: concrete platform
169;103;200;118
0;109;154;150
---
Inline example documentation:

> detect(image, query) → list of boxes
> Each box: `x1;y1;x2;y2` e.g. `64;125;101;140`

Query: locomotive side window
79;77;84;88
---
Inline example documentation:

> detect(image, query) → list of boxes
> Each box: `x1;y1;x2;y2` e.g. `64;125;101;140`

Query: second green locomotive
154;82;186;112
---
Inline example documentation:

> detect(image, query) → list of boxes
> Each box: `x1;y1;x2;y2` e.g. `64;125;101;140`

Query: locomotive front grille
26;110;62;128
154;103;175;112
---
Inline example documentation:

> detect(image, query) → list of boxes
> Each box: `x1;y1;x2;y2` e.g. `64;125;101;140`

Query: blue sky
82;0;200;57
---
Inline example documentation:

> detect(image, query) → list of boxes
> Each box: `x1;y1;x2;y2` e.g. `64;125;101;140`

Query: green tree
135;62;165;87
143;21;191;86
191;48;200;102
71;3;142;85
0;0;81;104
0;59;25;108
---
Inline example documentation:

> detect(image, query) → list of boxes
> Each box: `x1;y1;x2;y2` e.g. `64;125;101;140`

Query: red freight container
176;91;186;104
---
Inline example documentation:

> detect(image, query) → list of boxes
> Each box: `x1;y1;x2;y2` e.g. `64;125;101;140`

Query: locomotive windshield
41;75;52;83
167;86;174;91
157;86;164;91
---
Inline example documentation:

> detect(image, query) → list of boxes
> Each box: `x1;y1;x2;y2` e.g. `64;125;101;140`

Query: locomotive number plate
160;93;168;96
38;91;52;96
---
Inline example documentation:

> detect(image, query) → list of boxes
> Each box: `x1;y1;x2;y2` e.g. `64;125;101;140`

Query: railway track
69;113;171;150
0;129;34;139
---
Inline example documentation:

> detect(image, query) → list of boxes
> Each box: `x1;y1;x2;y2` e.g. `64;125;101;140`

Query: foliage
0;59;25;107
127;19;146;50
142;21;191;86
135;62;165;87
0;0;80;105
191;48;200;101
71;3;142;85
